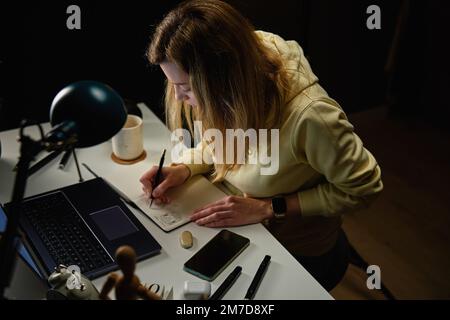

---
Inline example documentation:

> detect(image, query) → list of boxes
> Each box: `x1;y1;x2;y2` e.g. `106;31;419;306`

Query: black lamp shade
50;81;127;148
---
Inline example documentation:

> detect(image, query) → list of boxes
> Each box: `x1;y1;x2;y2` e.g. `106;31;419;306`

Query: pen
244;255;271;300
149;149;166;208
209;266;242;300
58;149;72;170
22;149;63;176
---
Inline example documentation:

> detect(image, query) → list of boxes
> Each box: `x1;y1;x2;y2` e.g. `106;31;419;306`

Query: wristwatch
271;197;287;220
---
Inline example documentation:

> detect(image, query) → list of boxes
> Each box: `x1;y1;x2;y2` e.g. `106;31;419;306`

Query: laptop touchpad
90;206;139;241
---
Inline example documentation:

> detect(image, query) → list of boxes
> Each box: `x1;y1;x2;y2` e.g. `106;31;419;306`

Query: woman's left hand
190;195;273;228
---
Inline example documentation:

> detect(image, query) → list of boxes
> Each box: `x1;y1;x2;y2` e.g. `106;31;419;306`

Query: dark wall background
1;0;448;131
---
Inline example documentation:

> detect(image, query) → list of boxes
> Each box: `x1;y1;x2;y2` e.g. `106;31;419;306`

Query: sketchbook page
133;195;191;232
131;175;227;221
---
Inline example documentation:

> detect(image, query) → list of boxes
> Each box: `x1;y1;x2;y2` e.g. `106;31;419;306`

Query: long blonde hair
148;0;289;182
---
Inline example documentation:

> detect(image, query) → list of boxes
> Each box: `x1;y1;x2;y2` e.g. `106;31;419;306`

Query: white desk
0;103;332;300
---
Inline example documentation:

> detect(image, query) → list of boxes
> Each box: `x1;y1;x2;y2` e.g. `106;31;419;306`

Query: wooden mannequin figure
99;245;160;300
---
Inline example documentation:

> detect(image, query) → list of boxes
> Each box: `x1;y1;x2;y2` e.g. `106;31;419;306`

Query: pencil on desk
209;266;242;300
58;149;72;170
244;255;271;300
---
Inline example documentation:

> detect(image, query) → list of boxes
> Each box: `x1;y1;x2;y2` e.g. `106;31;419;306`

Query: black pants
294;229;350;291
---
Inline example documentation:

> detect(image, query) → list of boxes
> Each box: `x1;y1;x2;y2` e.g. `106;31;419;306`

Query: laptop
0;204;46;281
3;178;161;280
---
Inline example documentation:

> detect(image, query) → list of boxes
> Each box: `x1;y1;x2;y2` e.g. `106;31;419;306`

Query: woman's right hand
139;164;190;204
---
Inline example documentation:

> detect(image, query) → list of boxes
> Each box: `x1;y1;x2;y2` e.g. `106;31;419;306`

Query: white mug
112;115;144;161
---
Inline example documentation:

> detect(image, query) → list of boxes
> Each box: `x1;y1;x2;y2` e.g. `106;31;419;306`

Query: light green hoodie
174;31;383;256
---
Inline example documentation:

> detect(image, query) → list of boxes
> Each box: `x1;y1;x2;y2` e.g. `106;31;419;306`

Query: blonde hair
148;0;289;182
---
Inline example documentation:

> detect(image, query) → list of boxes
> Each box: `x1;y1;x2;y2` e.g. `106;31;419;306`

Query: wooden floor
330;106;450;300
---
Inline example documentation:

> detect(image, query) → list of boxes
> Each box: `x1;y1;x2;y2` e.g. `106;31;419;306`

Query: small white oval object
180;231;193;249
183;281;211;300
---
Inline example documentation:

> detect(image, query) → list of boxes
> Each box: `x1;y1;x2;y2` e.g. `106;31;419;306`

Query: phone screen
183;229;250;281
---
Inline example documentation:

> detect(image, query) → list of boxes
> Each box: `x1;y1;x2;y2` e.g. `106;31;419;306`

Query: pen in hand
244;255;271;300
149;149;166;208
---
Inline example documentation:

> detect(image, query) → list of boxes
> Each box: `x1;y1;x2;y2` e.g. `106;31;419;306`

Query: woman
140;0;383;291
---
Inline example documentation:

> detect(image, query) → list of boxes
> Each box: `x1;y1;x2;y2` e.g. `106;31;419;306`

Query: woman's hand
139;164;190;204
190;195;273;228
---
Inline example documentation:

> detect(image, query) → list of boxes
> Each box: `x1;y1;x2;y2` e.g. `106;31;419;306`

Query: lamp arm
0;120;78;299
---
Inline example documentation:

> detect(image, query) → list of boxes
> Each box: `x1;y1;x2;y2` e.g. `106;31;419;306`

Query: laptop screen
0;205;44;279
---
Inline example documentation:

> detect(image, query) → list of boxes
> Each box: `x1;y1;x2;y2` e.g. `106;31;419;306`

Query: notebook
133;175;228;232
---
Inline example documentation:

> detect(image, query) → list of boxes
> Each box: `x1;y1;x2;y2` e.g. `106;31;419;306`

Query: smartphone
183;229;250;281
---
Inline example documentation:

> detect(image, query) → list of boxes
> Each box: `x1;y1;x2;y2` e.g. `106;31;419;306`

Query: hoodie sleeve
292;101;383;217
170;139;214;178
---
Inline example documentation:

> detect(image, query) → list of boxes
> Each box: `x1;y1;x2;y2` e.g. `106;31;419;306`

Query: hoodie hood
255;30;319;103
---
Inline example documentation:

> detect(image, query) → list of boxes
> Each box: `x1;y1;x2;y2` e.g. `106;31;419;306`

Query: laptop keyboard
21;191;113;274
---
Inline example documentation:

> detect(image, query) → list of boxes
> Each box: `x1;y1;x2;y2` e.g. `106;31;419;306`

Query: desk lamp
0;81;127;298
